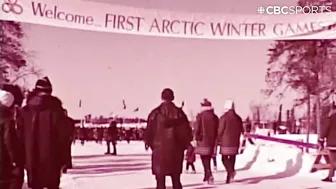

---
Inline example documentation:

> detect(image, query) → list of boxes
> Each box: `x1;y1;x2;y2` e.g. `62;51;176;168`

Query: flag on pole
79;99;82;108
134;107;139;112
122;99;126;109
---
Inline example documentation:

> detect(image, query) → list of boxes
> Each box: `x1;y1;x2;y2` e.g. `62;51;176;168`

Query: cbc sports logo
1;0;23;14
257;5;332;15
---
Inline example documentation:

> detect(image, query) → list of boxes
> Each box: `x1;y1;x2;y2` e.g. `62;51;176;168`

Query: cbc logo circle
1;0;23;14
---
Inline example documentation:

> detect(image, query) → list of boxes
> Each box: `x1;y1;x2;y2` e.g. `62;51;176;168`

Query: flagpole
135;107;140;128
79;99;84;127
137;110;140;128
122;99;126;128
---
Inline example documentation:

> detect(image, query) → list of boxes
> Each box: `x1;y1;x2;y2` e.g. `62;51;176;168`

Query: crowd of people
143;89;246;188
143;88;336;189
1;78;335;189
73;126;146;144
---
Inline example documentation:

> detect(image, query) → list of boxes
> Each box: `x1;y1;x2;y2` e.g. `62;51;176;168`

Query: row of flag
79;99;185;110
79;99;139;112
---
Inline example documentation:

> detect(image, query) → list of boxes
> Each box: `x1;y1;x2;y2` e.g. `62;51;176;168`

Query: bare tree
265;0;336;144
249;101;274;123
0;21;42;88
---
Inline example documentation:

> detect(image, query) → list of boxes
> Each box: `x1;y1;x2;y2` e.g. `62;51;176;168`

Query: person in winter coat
243;117;255;145
194;99;219;184
97;127;104;144
1;84;25;189
17;77;68;189
62;109;75;172
106;120;118;155
79;126;86;145
185;143;196;173
319;102;336;182
0;90;24;189
125;128;132;143
217;99;244;184
144;88;193;189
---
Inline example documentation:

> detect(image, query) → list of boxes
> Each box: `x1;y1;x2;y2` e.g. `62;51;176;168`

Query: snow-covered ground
23;136;334;189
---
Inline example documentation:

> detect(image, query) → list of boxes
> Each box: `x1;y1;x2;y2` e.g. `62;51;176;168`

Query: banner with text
1;0;336;40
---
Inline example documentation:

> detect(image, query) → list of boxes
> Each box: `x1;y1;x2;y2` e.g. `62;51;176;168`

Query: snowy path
24;140;335;189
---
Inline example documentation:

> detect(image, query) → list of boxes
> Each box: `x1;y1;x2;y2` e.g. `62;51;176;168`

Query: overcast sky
22;0;298;119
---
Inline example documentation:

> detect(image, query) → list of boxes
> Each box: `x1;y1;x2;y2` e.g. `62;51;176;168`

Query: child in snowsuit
185;143;196;173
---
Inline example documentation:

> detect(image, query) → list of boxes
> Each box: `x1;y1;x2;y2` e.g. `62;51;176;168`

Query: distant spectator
106;120;118;155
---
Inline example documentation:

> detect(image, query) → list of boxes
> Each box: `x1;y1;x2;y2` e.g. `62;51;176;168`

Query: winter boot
207;176;214;185
322;177;333;182
226;174;231;184
231;171;236;181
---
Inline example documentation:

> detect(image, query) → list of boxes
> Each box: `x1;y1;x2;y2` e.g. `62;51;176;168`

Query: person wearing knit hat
0;89;24;189
201;98;212;107
194;98;219;184
1;84;24;107
19;77;68;189
223;99;234;113
145;88;193;189
217;99;244;184
35;76;52;94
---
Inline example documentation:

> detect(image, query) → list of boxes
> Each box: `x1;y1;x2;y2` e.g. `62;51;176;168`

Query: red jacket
185;145;196;163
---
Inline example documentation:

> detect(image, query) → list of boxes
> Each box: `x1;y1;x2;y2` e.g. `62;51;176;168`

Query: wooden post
306;95;311;153
315;94;321;142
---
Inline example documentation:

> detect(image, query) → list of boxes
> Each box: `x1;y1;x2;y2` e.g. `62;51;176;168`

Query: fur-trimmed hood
200;106;214;113
26;94;62;111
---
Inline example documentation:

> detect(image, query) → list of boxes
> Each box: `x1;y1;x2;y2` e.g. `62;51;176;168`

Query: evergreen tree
0;21;26;83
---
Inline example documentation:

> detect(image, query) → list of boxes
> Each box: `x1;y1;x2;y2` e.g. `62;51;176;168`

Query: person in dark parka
0;90;24;189
319;102;336;182
62;109;75;172
18;77;68;189
194;99;219;184
1;84;25;189
97;127;104;144
106;120;118;155
144;88;193;189
217;100;244;184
